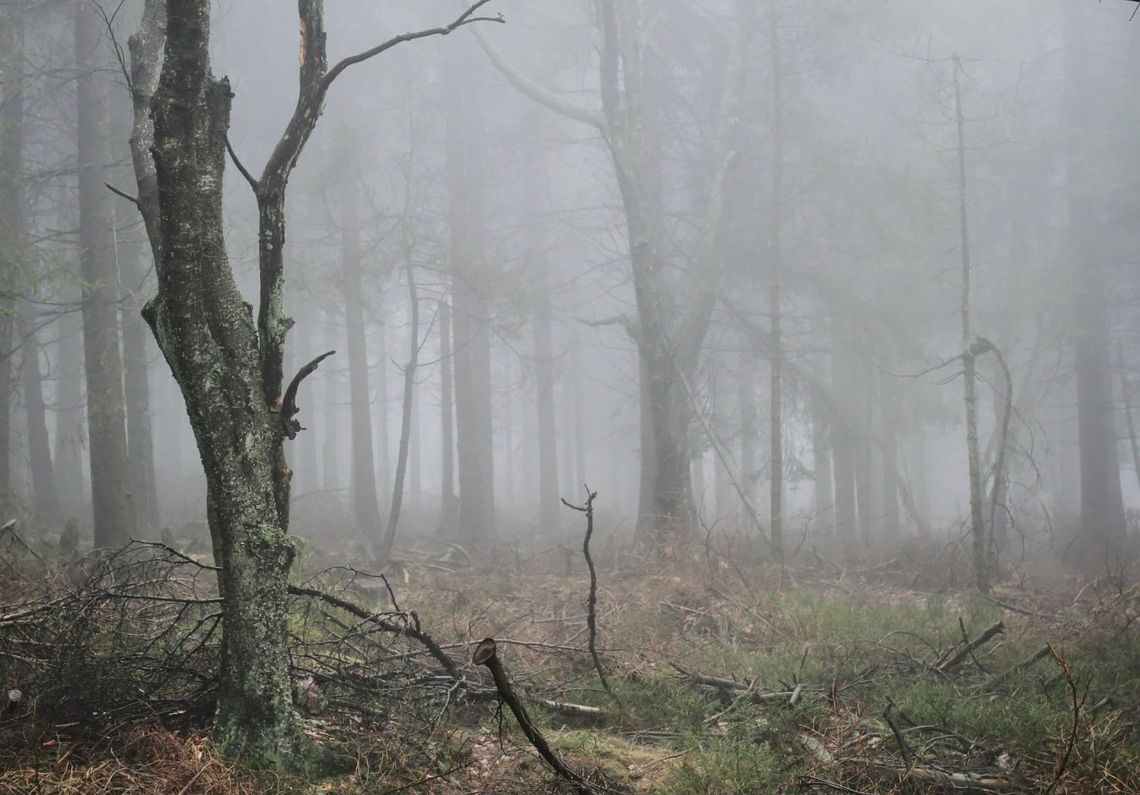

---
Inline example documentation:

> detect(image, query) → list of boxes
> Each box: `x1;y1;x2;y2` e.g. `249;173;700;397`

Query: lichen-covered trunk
75;0;136;547
146;0;301;763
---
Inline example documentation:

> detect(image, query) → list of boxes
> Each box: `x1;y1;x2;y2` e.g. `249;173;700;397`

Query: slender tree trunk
342;183;382;545
0;6;26;517
953;55;989;592
831;327;858;546
767;0;785;563
1117;344;1140;494
374;300;389;504
534;283;560;531
379;257;420;561
811;387;834;536
21;307;61;521
54;298;87;517
321;313;340;495
446;38;494;541
1063;12;1128;566
76;0;136;546
120;234;160;531
738;348;758;520
438;293;457;530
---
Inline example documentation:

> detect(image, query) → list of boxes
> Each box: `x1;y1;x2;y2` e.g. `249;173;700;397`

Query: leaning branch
288;583;462;681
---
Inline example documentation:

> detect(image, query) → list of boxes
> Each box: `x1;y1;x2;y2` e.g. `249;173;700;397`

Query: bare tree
128;0;499;764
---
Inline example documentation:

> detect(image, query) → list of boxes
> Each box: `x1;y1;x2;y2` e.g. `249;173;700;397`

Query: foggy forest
1;0;1139;792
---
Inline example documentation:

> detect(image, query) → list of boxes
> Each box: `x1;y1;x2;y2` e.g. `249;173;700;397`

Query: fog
5;0;1140;568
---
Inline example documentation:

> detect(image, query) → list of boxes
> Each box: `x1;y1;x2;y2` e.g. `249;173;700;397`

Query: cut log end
473;637;498;666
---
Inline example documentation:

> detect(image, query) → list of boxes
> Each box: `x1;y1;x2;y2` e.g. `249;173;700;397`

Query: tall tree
341;179;383;545
1063;8;1128;567
478;0;752;549
0;3;25;517
446;35;495;540
76;0;136;546
130;0;497;764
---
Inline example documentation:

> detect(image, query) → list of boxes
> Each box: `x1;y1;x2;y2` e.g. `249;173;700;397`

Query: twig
1046;645;1089;794
562;486;616;703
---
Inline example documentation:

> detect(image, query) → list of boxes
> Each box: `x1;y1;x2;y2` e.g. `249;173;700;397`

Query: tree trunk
21;307;61;521
76;0;136;547
738;347;758;522
953;55;989;592
1063;11;1128;567
54;292;87;518
810;386;834;537
0;5;24;517
142;0;302;763
120;236;160;531
437;292;457;530
767;0;785;563
446;39;494;541
379;257;420;561
534;284;560;531
342;183;382;545
321;312;340;495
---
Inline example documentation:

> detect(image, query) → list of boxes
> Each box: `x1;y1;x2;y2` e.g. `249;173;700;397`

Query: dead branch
562;486;616;702
281;350;335;439
287;583;461;681
472;638;595;794
936;620;1004;674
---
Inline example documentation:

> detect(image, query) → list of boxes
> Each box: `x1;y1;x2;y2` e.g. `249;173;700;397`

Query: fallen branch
473;638;594;794
936;620;1004;674
287;584;461;680
536;699;607;719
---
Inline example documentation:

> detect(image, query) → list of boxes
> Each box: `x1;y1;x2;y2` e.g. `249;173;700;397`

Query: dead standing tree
128;0;501;766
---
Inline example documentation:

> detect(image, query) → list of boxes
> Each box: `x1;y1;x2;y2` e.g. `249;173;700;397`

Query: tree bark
76;0;136;547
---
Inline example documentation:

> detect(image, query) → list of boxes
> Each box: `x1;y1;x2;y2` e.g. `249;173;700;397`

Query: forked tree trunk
146;15;302;764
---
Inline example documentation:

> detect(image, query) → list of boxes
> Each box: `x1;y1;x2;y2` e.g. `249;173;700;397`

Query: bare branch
472;25;604;129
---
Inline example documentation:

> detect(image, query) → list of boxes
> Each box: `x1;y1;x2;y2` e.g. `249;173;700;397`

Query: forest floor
0;529;1138;794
